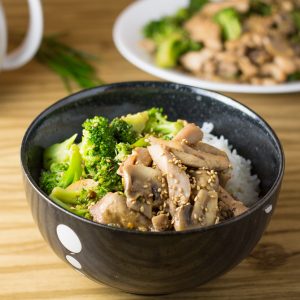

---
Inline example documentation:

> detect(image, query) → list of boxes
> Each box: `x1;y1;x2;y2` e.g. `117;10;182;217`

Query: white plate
113;0;300;94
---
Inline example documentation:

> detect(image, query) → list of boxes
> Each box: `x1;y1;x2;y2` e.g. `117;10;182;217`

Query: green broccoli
80;116;116;170
50;187;93;218
214;8;242;41
43;134;77;170
143;107;184;139
115;143;132;162
155;32;201;68
60;144;83;187
40;144;83;194
110;118;138;144
121;111;149;133
39;162;68;194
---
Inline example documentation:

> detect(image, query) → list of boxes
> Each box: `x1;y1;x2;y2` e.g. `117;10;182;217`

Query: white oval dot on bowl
56;224;82;253
264;204;273;214
66;255;82;269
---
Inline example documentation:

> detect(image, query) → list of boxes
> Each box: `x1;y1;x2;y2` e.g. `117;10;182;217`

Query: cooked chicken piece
139;38;156;53
184;16;222;50
192;189;219;226
117;147;152;176
238;57;258;78
173;123;203;145
218;186;248;217
180;49;215;72
261;63;287;82
192;141;227;157
174;204;193;231
244;15;274;35
217;60;239;79
248;48;272;65
152;214;170;231
263;35;294;57
218;168;232;187
274;56;296;74
123;164;163;218
89;192;150;230
250;77;277;85
148;143;191;206
149;136;230;171
201;0;249;15
66;179;98;191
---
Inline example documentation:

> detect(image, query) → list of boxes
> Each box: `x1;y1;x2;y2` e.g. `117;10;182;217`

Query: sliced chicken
89;192;150;230
218;186;248;217
152;214;170;231
184;16;222;50
149;136;230;171
148;144;191;206
123;164;163;219
201;0;249;15
180;49;215;73
173;123;203;145
192;141;228;157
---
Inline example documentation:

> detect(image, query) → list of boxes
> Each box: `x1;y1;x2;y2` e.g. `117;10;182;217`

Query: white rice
201;122;260;206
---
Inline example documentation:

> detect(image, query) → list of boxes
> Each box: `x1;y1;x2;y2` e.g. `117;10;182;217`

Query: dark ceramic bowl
21;82;284;295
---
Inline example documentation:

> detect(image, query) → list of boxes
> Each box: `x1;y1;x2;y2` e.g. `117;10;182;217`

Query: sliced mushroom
174;204;193;231
147;143;191;206
89;192;150;230
192;189;219;226
123;164;163;218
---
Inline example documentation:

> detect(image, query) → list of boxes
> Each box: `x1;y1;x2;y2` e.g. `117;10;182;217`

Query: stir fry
141;0;300;84
39;108;249;231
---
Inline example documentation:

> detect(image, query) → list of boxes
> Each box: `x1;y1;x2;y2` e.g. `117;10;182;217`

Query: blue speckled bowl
21;82;284;294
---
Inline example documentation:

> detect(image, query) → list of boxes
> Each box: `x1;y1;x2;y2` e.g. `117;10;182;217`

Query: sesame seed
140;206;144;213
157;188;162;192
143;184;148;188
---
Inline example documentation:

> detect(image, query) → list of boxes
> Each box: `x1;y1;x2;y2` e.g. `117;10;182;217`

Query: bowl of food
21;81;284;294
113;0;300;93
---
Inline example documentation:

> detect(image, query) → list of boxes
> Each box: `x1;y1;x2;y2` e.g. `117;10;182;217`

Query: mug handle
2;0;43;70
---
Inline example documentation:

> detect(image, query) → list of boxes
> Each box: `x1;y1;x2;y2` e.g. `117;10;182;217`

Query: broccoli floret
115;143;132;162
40;145;83;194
80;116;116;169
39;163;68;194
110;118;137;144
60;144;83;187
43;134;77;170
248;0;272;16
92;157;123;195
155;32;202;68
50;187;92;218
132;136;150;148
121;111;149;133
143;107;184;139
214;8;242;41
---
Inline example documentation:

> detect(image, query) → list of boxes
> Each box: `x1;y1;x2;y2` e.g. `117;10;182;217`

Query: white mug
0;0;43;70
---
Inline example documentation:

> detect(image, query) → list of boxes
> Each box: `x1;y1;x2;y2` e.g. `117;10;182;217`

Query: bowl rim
20;81;285;235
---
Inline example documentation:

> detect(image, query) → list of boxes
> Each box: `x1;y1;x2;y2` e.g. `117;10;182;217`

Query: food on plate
141;0;300;85
39;108;259;231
